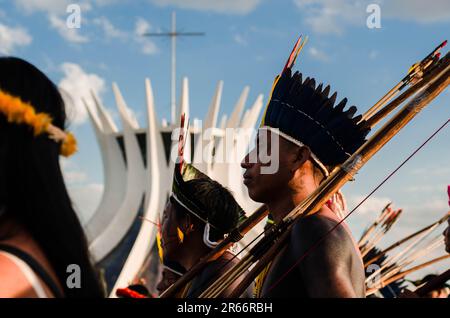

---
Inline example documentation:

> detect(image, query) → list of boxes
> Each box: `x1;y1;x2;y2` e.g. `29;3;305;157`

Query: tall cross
143;11;205;124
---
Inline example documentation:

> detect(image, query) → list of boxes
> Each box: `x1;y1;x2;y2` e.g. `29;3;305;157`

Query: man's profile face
240;130;298;203
161;200;182;260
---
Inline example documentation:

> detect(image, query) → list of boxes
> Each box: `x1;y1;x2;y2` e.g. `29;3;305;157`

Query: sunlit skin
0;219;63;297
1;142;64;297
242;131;323;223
156;268;180;295
160;201;210;271
158;200;245;297
241;130;366;298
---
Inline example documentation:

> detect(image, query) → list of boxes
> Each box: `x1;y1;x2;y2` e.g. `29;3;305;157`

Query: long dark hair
0;57;104;297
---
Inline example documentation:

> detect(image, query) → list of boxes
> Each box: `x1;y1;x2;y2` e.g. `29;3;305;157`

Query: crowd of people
0;52;448;298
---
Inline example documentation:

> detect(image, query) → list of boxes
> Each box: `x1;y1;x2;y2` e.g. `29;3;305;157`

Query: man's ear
291;146;310;171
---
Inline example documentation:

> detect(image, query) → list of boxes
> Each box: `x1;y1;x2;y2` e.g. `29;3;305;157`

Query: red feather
282;35;302;73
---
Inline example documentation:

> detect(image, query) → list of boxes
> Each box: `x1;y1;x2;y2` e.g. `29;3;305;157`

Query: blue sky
1;0;449;279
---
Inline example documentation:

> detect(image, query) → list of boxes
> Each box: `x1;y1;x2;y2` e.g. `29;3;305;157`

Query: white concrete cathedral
82;77;265;297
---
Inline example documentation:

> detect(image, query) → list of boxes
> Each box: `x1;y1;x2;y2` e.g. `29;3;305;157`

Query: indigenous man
241;43;370;297
157;119;247;298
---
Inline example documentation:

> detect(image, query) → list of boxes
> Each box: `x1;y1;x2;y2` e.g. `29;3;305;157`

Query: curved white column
193;80;223;174
210;86;249;186
84;94;127;246
89;83;146;261
241;94;264;129
110;79;170;296
227;86;249;129
203;80;223;130
206;89;264;249
232;94;264;210
234;93;266;249
219;115;227;130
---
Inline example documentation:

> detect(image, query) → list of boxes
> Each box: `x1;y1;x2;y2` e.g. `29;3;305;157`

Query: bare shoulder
292;207;348;242
0;253;37;298
290;206;354;259
288;207;366;297
202;251;239;278
187;252;241;297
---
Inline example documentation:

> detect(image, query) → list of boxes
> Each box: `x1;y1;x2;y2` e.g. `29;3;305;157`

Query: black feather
262;67;371;168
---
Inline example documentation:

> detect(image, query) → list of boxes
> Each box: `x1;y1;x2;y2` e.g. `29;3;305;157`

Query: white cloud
411;166;450;176
149;0;262;15
48;14;89;43
60;159;88;186
139;40;158;56
59;157;73;171
369;50;379;60
60;157;103;224
347;195;392;215
233;34;247;46
294;0;450;35
404;184;448;193
93;16;127;40
123;106;140;128
64;170;89;184
0;23;32;54
134;18;158;55
14;0;74;15
308;46;330;62
68;183;104;225
14;0;91;43
405;199;448;214
294;0;365;35
58;63;106;125
94;0;122;6
13;1;162;51
13;0;122;14
255;55;264;62
135;17;151;35
382;0;450;24
249;25;286;38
